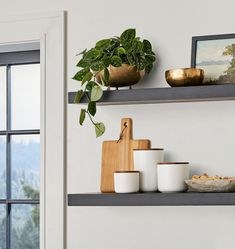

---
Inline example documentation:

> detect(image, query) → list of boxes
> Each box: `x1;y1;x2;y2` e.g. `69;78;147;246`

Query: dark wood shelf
68;192;235;206
68;84;235;105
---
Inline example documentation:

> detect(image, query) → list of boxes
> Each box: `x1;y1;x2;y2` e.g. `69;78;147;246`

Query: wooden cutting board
101;118;151;192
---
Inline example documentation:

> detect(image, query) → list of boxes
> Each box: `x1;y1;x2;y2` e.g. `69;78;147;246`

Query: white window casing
0;11;66;249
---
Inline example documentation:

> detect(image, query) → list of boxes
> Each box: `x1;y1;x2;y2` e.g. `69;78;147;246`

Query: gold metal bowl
95;64;145;88
165;68;204;87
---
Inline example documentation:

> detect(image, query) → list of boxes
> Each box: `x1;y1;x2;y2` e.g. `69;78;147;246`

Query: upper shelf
68;84;235;105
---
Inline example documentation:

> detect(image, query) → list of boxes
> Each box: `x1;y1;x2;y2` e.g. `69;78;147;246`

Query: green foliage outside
0;186;39;249
220;44;235;79
73;28;156;137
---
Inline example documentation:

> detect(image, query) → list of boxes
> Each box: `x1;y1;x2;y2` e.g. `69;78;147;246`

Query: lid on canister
133;148;164;151
115;170;140;173
158;162;189;165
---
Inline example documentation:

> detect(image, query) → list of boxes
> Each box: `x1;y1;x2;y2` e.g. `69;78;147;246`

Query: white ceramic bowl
157;162;189;193
114;171;139;193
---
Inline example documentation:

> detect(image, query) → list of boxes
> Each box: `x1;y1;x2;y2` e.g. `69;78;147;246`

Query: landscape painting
193;35;235;84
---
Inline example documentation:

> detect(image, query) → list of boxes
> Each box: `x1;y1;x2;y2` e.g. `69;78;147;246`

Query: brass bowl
165;68;204;87
95;64;145;88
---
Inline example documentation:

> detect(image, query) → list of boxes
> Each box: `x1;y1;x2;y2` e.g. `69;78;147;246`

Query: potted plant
73;28;156;137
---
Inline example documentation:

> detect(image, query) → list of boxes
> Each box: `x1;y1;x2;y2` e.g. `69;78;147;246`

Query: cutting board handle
120;118;133;141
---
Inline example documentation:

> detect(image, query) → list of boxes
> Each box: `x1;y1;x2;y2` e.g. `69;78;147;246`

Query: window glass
11;204;39;249
0;66;6;130
11;64;40;130
0;136;6;199
11;135;40;199
0;205;6;249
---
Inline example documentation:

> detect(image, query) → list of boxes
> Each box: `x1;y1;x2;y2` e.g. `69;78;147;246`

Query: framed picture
191;33;235;84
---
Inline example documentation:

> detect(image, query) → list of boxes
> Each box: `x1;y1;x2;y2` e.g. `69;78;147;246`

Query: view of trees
219;43;235;82
0;137;39;249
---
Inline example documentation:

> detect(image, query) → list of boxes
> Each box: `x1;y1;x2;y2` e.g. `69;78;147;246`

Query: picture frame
191;33;235;84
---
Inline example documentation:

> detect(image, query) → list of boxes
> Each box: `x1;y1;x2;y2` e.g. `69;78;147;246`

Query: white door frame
0;11;66;249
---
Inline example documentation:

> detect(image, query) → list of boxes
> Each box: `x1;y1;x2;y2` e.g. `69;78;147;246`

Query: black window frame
0;50;40;249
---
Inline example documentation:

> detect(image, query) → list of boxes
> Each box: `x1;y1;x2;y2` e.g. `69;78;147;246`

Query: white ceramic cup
157;162;189;193
133;149;164;192
114;171;139;193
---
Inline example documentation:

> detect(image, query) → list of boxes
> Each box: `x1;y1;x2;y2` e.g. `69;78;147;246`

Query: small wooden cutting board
101;118;151;192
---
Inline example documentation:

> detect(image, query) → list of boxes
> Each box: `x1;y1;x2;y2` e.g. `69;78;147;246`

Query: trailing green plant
73;28;156;137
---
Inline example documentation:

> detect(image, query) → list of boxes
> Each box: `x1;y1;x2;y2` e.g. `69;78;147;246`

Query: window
0;50;40;249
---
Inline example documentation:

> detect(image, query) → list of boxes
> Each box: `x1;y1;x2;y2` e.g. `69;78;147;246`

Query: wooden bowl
95;64;145;88
165;68;204;87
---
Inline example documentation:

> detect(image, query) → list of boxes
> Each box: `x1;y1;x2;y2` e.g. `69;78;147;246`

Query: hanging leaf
82;72;93;84
88;101;96;116
79;109;86;125
76;58;90;68
91;85;103;101
86;81;96;91
72;68;90;81
73;90;84;103
95;122;105;137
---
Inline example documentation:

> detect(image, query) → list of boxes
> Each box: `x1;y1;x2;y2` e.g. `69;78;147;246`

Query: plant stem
85;110;103;133
86;110;96;126
85;92;90;102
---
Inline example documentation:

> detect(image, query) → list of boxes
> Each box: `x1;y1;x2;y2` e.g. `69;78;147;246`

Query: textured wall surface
1;0;235;248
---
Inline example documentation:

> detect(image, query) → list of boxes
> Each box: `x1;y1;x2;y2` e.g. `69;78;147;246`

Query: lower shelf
68;192;235;206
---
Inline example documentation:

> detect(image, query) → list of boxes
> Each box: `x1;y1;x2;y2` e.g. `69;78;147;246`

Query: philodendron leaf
88;101;96;116
95;122;105;137
82;72;93;84
145;63;153;73
74;90;84;103
127;54;135;65
143;39;152;53
120;29;136;44
111;55;122;67
76;58;90;68
84;48;101;61
86;81;96;91
90;61;104;71
95;39;111;49
102;56;111;67
73;68;90;81
91;85;103;101
103;67;110;82
79;109;86;125
145;54;156;63
118;47;126;54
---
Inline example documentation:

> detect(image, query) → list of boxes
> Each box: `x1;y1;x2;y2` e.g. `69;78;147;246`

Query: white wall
1;0;235;248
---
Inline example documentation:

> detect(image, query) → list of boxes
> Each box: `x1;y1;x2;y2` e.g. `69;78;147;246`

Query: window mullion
6;64;11;249
6;203;11;249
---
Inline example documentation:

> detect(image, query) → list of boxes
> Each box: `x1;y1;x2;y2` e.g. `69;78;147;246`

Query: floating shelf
68;84;235;105
68;193;235;206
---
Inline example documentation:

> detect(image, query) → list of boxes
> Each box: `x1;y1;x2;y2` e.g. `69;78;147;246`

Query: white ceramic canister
133;149;164;192
114;171;140;193
157;162;190;193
